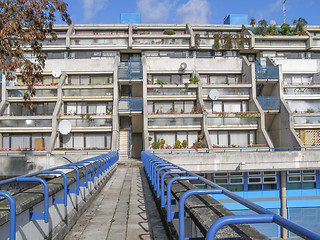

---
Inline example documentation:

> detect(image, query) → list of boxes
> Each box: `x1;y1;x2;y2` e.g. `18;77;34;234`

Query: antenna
283;0;287;24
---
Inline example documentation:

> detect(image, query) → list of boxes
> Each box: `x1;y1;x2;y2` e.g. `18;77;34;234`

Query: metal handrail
141;151;320;240
0;151;119;240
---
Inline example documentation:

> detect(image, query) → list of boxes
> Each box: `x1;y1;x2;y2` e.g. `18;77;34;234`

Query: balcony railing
257;96;280;110
118;97;143;112
255;59;279;80
118;57;143;79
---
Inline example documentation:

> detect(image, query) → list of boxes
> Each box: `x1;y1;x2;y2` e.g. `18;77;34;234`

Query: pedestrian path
64;158;168;240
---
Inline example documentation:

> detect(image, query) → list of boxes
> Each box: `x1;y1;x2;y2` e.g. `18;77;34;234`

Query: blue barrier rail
257;96;281;111
141;151;320;240
118;97;143;111
0;151;118;240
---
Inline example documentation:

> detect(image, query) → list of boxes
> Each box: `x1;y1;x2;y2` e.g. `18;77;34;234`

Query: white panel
210;131;218;146
177;132;187;142
184;102;194;113
212;101;222;112
224;102;241;112
12;135;30;149
73;133;84;148
106;133;111;148
97;104;106;114
3;135;9;149
274;59;318;74
218;131;228;146
86;133;104;148
147;102;153;113
242;101;248;112
174;101;184;113
230;132;248;146
204;101;212;113
66;103;76;114
188;132;198;147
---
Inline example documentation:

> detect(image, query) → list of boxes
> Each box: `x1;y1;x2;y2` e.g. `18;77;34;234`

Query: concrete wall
0;160;117;240
156;150;320;172
146;58;242;73
44;59;115;73
274;59;319;74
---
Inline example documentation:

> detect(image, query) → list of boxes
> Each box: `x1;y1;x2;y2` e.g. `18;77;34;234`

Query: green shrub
175;140;181;149
151;141;160;149
163;29;176;35
182;140;188;148
160;139;166;148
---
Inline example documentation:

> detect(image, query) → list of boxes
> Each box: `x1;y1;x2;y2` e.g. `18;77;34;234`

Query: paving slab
64;159;168;240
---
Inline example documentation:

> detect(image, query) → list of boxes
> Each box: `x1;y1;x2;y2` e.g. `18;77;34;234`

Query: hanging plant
195;34;200;48
213;34;220;50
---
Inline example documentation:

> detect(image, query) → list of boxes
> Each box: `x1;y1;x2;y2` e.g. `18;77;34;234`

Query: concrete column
48;73;66;152
111;56;120;151
281;171;288;239
128;23;133;49
142;56;150;150
186;24;195;48
66;24;74;49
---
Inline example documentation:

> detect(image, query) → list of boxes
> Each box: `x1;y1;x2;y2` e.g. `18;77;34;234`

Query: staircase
119;130;129;159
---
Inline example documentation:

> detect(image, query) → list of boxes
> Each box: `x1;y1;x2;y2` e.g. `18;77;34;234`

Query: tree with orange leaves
0;0;71;102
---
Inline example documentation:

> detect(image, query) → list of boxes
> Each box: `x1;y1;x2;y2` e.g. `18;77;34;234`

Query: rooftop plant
163;29;176;35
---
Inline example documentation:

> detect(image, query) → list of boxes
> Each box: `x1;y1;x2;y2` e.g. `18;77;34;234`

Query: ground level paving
64;158;168;240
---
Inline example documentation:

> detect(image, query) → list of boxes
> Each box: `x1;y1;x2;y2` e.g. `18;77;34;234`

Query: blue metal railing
257;95;281;110
255;59;279;80
0;151;119;240
118;57;143;79
141;151;320;240
118;97;143;111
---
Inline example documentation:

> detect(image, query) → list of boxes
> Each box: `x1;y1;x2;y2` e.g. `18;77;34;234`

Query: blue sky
57;0;319;26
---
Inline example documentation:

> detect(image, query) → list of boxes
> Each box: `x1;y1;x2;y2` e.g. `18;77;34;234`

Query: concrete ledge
146;169;268;239
0;161;117;240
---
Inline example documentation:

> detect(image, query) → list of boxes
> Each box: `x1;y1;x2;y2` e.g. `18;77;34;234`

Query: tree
293;17;308;33
0;0;71;104
249;17;256;32
280;23;293;35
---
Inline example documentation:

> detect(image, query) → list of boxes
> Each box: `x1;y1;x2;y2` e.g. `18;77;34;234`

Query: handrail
141;151;320;240
0;151;119;240
0;191;16;240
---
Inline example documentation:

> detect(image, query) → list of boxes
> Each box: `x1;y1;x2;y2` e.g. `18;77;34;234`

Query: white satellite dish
58;120;72;135
52;68;62;78
270;20;276;26
209;89;220;101
180;62;187;70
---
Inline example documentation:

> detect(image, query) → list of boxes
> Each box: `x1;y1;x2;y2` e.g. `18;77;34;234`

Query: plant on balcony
151;141;160;149
189;77;199;84
279;23;293;35
182;140;188;148
250;17;256;30
180;109;185;114
192;134;206;149
184;83;189;88
163;29;176;35
234;112;259;119
175;140;181;149
213;34;220;50
156;79;165;88
191;104;203;114
170;107;176;113
306;108;315;113
293;18;308;35
160;138;166;149
195;34;200;48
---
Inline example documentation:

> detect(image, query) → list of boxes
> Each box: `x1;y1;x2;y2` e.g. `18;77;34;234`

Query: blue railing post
178;189;223;240
166;176;199;222
206;214;274;239
156;166;179;198
161;171;187;207
0;191;16;240
15;177;49;223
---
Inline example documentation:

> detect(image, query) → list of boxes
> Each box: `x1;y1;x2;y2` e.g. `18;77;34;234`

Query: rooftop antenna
282;0;287;24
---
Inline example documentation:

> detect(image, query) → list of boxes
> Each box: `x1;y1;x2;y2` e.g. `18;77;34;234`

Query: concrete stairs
119;130;129;159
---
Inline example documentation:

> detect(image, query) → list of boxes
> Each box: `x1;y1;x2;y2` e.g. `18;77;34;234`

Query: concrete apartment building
0;20;320;238
0;23;320;157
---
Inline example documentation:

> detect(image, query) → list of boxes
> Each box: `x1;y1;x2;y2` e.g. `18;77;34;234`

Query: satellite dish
209;89;220;100
270;20;276;26
180;62;187;70
52;68;62;78
59;120;72;135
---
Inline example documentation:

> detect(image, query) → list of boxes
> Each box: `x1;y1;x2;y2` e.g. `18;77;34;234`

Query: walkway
64;159;168;240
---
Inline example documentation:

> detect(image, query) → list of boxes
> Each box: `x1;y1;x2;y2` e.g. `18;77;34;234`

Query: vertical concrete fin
128;23;133;49
187;24;195;48
142;56;150;150
66;24;74;49
111;56;120;151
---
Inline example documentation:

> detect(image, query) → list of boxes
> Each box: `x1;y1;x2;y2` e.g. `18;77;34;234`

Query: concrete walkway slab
64;159;168;240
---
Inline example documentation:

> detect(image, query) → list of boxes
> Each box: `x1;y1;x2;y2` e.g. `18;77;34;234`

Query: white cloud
176;0;211;24
257;0;282;21
82;0;109;22
137;0;173;23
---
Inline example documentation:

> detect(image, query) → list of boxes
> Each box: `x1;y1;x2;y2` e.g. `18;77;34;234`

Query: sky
56;0;320;26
